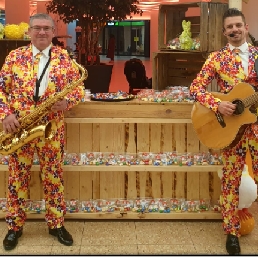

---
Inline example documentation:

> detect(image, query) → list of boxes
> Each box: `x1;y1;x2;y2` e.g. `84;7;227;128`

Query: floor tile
18;234;54;246
194;244;227;255
138;244;197;255
17;245;52;255
80;244;138;255
135;221;192;245
51;245;81;255
81;221;137;245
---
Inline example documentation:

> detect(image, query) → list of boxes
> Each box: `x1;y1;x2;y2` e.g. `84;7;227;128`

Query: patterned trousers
221;125;258;237
5;120;66;231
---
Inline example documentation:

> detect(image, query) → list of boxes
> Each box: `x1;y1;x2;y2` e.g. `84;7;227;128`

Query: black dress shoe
3;228;23;251
49;226;73;246
226;234;241;255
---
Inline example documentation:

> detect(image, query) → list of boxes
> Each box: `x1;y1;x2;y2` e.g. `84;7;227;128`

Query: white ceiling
0;0;178;10
0;0;51;9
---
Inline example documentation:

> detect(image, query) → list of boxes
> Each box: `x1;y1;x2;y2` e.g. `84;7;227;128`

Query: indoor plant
46;0;143;65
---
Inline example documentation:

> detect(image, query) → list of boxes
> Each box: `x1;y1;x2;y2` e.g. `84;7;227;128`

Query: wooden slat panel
187;16;201;24
168;77;197;87
199;143;210;199
113;124;125;198
92;123;100;199
150;123;161;198
161;124;174;198
167;52;205;61
29;171;43;200
186;124;200;200
66;100;193;119
208;3;216;53
65;123;80;199
79;171;92;200
166;9;175;47
79;123;94;200
212;171;221;204
173;8;187;40
65;171;80;199
173;124;186;198
99;124;125;199
137;123;150;197
158;6;166;49
125;123;137;199
213;3;223;52
199;2;208;52
168;61;204;70
152;52;159;90
79;124;93;152
99;123;114;199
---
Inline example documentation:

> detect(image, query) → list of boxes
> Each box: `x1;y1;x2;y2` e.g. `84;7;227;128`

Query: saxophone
0;58;88;155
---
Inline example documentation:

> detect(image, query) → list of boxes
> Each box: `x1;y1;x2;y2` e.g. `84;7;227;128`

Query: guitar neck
243;92;258;107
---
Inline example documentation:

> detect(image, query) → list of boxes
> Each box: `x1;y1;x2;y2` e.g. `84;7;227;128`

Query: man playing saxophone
0;13;85;250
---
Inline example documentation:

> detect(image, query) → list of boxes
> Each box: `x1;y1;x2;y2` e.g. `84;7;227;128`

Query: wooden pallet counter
0;39;30;69
0;100;222;220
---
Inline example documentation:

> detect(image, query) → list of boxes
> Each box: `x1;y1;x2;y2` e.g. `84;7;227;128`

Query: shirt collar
229;42;248;53
32;44;52;58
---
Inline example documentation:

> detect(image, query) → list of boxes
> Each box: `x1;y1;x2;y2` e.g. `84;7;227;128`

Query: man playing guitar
190;8;258;255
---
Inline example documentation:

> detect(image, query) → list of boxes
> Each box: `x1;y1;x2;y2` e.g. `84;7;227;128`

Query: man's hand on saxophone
51;99;68;112
2;114;21;134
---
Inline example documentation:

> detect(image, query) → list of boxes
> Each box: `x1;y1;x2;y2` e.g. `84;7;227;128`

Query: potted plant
46;0;143;93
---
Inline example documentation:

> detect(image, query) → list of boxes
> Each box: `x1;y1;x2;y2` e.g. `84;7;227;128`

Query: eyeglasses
30;26;53;32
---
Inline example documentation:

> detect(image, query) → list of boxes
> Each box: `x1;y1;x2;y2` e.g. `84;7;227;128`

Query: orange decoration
239;215;255;235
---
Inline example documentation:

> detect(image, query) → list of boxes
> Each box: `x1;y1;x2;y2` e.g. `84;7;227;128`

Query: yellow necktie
233;48;242;63
33;52;42;80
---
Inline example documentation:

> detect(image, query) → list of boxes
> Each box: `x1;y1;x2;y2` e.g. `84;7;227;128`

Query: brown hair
223;8;246;24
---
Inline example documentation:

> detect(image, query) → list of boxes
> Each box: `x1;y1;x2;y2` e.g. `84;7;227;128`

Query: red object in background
131;89;142;95
107;35;115;60
87;55;97;62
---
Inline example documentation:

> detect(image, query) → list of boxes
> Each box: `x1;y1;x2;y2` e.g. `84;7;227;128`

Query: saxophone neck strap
33;48;52;104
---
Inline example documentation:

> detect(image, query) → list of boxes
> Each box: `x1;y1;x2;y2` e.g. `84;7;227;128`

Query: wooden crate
0;39;30;69
152;51;220;91
158;1;228;52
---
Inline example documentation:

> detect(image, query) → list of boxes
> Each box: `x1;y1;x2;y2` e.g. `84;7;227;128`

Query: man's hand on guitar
218;101;236;116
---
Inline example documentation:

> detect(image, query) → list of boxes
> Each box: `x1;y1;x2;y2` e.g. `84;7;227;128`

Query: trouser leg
36;120;66;229
5;145;34;231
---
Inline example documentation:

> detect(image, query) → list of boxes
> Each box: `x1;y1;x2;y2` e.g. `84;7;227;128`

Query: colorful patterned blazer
190;43;258;113
0;43;84;122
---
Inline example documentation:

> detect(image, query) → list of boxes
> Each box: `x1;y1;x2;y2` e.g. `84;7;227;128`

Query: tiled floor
0;203;258;255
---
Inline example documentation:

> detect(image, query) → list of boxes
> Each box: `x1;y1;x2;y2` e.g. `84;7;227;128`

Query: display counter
0;100;222;219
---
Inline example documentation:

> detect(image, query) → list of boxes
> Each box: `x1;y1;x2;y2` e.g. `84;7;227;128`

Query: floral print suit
190;43;258;237
0;44;84;230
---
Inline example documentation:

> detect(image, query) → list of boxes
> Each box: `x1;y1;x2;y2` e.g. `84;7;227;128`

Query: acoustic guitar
191;82;258;150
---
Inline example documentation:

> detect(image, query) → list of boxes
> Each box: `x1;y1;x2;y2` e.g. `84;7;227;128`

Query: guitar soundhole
232;99;245;115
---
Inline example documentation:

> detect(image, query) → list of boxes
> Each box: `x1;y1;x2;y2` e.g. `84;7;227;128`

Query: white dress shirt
32;44;51;97
229;42;249;76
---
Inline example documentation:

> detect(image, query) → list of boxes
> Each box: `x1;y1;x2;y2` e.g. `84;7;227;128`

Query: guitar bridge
215;113;226;128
